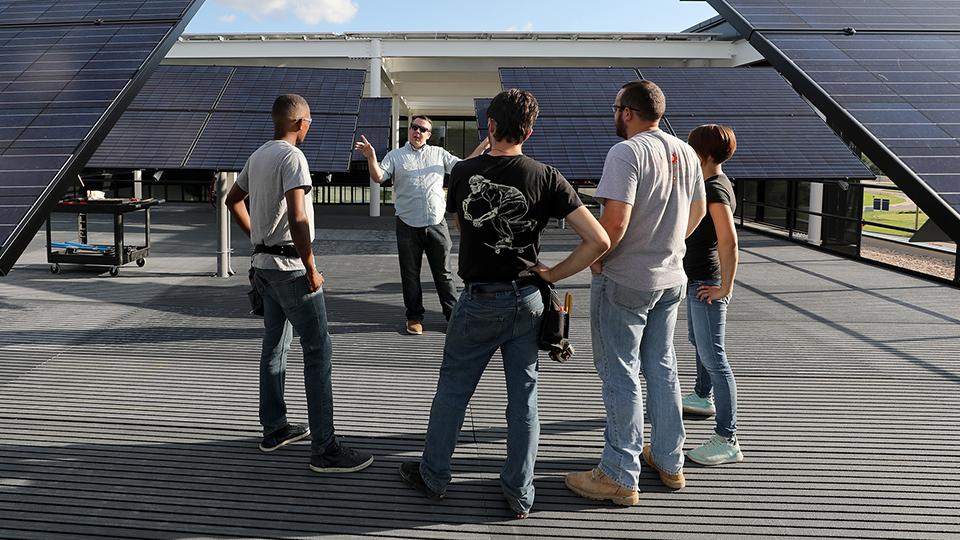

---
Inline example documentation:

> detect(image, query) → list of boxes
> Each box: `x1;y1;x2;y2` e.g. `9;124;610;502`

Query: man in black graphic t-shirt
397;89;610;519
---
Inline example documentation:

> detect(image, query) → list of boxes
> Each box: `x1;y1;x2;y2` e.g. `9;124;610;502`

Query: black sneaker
399;461;445;500
309;439;374;473
259;423;310;452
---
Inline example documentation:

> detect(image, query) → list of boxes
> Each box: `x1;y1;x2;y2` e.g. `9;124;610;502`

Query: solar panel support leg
216;172;236;278
133;169;143;200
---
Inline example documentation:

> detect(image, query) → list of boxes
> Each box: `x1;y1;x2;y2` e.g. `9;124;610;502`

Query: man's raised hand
353;135;375;159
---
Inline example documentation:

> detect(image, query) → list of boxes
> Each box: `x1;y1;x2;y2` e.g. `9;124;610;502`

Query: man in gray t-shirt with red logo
565;81;706;506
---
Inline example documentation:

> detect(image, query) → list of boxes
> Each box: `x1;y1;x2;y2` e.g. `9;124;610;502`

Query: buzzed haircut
272;94;309;120
486;88;539;144
619;80;665;122
411;115;433;128
688;124;737;164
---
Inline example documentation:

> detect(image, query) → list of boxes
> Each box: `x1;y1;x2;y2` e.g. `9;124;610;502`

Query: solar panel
186;113;358;173
522;117;621;181
642;67;873;180
713;0;960;31
353;97;392;161
0;1;202;275
90;65;367;174
708;0;960;238
0;1;195;25
500;67;638;117
474;98;491;141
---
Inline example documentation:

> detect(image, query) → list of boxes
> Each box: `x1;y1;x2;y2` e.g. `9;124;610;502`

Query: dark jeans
396;217;458;321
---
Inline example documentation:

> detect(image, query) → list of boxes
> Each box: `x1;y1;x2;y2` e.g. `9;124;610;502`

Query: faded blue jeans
254;268;336;456
420;282;543;514
687;279;737;439
591;273;685;490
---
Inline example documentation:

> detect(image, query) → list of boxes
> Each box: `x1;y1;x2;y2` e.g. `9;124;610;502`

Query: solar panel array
352;97;392;162
89;65;366;173
643;67;873;180
0;0;201;275
493;66;872;182
707;0;960;238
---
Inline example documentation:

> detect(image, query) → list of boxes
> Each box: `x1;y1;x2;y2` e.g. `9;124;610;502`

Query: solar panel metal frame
707;0;960;244
0;1;203;276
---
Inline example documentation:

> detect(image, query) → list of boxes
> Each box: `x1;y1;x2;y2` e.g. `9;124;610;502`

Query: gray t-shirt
595;128;705;291
236;140;314;271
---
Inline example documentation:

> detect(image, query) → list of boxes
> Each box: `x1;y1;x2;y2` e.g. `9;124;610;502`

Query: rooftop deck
1;205;958;539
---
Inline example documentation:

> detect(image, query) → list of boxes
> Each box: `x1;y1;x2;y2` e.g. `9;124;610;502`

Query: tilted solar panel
186;113;358;173
128;65;233;111
642;67;874;180
353;97;392;160
0;1;202;275
499;67;639;117
714;0;960;31
707;0;960;240
474;98;491;141
87;110;207;170
522;117;621;182
217;67;365;115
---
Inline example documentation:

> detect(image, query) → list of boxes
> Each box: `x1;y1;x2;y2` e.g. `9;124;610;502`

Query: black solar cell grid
217;67;365;115
640;67;816;117
719;0;960;31
88;110;207;169
522;116;620;181
129;65;233;111
667;114;873;180
499;67;639;117
186;113;358;173
357;97;391;126
352;127;390;162
769;32;959;201
0;1;193;25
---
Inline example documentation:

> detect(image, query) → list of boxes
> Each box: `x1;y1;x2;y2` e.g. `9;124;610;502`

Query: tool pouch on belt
247;266;264;317
535;278;574;362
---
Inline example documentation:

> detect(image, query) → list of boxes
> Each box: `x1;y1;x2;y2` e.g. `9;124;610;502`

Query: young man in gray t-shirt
226;94;373;474
565;81;706;506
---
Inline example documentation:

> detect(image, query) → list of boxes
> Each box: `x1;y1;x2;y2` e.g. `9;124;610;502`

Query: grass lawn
863;210;928;237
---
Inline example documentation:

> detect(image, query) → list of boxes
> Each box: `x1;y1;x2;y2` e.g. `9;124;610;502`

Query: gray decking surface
1;205;958;539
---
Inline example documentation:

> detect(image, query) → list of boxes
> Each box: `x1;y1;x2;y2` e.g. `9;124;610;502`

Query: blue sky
185;0;719;34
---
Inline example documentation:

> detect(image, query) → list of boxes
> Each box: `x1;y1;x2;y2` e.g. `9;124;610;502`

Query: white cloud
523;21;534;31
219;14;238;23
215;0;358;24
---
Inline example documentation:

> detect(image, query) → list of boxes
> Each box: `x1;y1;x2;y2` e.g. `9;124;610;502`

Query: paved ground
1;204;958;539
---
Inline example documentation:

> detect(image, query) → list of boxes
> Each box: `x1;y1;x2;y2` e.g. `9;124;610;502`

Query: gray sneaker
681;392;716;416
687;434;744;466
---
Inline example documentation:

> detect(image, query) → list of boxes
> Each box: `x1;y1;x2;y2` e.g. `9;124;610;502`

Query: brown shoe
642;444;685;489
405;320;423;335
564;468;639;506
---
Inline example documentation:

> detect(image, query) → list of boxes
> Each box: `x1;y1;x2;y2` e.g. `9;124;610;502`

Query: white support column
368;38;383;217
808;182;824;246
216;171;236;277
132;169;143;199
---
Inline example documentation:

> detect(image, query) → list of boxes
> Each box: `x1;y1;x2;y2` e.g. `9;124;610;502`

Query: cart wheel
50;263;60;274
109;266;120;277
136;258;146;267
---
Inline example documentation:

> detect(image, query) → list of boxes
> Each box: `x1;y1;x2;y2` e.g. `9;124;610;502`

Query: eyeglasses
298;118;313;124
409;124;431;133
611;104;641;114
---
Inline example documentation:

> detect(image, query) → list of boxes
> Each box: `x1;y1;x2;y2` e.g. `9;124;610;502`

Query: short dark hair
410;115;432;128
272;94;309;120
688;124;737;164
619;80;665;122
486;89;539;144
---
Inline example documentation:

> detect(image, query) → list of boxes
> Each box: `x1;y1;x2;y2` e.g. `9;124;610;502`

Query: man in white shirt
355;117;488;335
226;94;373;474
565;80;706;505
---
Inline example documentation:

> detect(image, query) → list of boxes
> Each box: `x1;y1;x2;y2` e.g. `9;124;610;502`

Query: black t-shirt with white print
447;154;582;283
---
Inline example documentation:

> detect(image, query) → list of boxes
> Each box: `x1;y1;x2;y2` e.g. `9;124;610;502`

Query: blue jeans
591;273;685;490
420;282;543;513
396;218;458;322
254;268;335;455
687;279;738;439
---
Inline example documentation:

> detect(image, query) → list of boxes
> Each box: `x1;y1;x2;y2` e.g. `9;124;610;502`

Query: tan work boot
564;467;639;506
642;444;685;489
406;320;423;335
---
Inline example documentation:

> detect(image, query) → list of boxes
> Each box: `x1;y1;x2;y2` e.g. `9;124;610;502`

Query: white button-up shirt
380;142;460;227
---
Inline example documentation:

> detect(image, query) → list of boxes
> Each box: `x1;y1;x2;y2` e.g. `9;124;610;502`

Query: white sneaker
681;392;716;416
687;434;744;466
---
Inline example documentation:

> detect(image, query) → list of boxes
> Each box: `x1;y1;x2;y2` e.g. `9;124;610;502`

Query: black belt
253;244;298;257
466;276;541;294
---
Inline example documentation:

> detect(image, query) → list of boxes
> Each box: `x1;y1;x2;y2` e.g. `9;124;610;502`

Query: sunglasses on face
409;124;431;133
